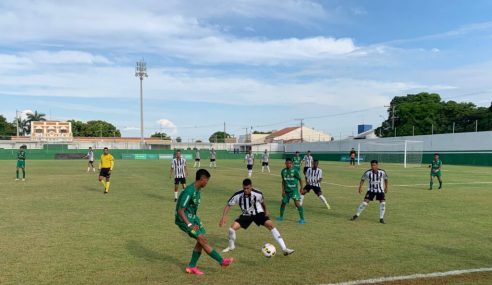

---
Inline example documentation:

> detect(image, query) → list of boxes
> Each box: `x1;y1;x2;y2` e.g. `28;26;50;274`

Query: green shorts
16;160;25;168
294;166;301;173
431;171;442;177
176;217;206;239
282;190;301;204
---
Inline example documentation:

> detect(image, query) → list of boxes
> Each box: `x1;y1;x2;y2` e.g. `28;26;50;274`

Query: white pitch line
320;267;492;285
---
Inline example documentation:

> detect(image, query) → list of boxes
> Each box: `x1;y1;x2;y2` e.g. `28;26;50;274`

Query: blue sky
1;0;491;140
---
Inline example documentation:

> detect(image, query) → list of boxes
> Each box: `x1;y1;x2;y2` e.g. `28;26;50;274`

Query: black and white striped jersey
361;169;388;193
262;153;269;163
227;189;264;216
303;155;313;168
210;151;216;160
195;151;200;159
306;167;323;187
245;154;254;165
171;158;187;178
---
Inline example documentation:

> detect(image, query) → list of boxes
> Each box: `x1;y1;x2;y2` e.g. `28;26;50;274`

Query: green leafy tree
377;93;492;137
151;132;171;140
208;131;232;143
253;130;272;134
0;115;16;136
83;120;121;137
67;120;86;137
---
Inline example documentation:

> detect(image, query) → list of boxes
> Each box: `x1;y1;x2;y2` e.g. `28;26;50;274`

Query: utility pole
224;122;226;142
135;59;148;148
16;110;19;137
384;104;397;134
295;118;304;142
476;120;478;132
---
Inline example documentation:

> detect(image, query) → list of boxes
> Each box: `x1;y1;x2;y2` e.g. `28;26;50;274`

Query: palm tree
25;111;46;135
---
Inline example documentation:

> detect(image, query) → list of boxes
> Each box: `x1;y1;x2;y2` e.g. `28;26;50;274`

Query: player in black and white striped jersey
219;178;294;256
350;160;389;224
300;160;331;209
244;149;254;177
302;150;313;175
169;150;187;202
261;149;270;173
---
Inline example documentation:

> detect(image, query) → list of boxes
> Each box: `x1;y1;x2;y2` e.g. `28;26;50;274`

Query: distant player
302;150;313;175
349;148;357;167
170;150;187;202
261;149;270;173
277;158;306;224
429;153;443;190
194;149;201;168
15;146;26;181
175;169;234;275
98;147;114;194
85;147;96;172
244;150;254;177
300;160;330;209
292;151;302;173
219;178;294;255
350;160;388;224
209;148;217;168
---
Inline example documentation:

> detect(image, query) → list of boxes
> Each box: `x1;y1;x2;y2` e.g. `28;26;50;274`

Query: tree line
377;92;492;137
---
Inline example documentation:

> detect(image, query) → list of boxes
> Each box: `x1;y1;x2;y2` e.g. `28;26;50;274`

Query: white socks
174;191;178;199
248;170;252;177
356;201;368;216
271;228;287;251
267;166;270;173
228;228;236;248
300;195;305;206
319;195;328;206
379;202;386;219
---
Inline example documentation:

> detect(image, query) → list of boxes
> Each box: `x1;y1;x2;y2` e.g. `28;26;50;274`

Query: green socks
22;169;25;179
430;181;433;189
188;250;202;268
298;205;305;220
279;206;285;218
208;249;223;265
16;170;19;179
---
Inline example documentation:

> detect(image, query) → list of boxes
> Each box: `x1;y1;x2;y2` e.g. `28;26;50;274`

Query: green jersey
292;156;302;168
281;167;301;193
17;151;26;161
175;183;201;224
431;160;442;172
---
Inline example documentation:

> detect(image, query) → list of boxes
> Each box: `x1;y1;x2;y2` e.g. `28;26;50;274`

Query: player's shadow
82;185;103;193
126;240;182;266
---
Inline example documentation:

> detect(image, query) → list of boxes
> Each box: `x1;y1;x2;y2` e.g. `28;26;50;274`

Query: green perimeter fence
0;148;490;166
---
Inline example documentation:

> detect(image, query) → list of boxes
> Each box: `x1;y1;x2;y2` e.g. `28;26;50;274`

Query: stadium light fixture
135;59;148;147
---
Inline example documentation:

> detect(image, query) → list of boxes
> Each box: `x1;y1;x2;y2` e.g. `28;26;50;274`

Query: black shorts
262;162;269;166
235;213;270;229
210;159;216;162
247;164;253;170
99;168;111;178
174;178;186;185
304;185;322;195
365;191;385;201
303;167;309;174
89;160;94;164
195;158;200;161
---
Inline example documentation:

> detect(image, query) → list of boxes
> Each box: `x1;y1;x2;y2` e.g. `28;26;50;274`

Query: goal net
358;140;423;168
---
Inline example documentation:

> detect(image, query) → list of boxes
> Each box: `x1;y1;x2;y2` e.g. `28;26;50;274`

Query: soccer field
1;159;491;285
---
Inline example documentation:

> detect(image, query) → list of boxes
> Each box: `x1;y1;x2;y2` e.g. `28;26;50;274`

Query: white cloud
23;51;111;65
157;119;178;134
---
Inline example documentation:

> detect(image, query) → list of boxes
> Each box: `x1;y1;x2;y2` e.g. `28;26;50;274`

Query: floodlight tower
135;59;148;147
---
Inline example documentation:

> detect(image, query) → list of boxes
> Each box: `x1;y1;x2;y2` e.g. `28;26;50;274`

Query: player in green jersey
276;158;305;224
429;153;443;190
292;151;302;173
175;169;234;275
15;146;26;181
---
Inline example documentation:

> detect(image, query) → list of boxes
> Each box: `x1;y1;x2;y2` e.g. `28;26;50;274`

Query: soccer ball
261;243;276;258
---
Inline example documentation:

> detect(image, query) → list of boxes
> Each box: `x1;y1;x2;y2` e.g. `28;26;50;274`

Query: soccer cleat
350;215;358;221
15;178;19;181
298;219;305;224
275;216;284;221
174;198;177;202
22;179;25;181
221;257;234;268
326;203;331;210
379;218;385;224
222;246;235;253
104;191;108;194
283;248;295;256
185;267;204;275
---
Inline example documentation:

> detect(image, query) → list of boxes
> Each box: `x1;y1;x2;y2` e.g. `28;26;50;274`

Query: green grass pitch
0;159;491;285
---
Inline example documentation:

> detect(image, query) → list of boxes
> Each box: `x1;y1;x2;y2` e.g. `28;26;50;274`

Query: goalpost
358;140;424;168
